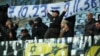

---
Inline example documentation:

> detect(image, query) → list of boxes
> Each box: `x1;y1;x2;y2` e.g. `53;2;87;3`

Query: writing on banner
7;2;65;18
64;0;99;18
7;0;100;19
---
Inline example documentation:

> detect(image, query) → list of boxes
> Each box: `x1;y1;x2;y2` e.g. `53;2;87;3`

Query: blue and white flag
7;0;100;19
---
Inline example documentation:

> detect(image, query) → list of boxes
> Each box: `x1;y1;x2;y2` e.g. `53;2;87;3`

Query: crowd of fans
0;8;100;41
0;3;100;56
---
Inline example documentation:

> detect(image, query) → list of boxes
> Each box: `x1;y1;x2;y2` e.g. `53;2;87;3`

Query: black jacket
47;11;66;29
44;11;66;38
44;28;60;38
32;23;48;39
62;30;74;37
5;24;18;40
92;26;100;35
84;19;96;36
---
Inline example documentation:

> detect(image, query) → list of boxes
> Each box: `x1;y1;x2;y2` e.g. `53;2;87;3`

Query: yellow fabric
24;43;68;56
24;43;34;56
85;46;100;56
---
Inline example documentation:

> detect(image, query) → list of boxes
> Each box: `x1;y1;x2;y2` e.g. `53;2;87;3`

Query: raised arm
46;10;53;21
60;8;67;19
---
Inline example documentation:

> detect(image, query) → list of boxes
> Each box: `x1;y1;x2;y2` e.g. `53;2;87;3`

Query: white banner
7;0;100;19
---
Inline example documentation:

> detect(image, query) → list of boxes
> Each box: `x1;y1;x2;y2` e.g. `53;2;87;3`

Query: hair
6;19;13;26
35;17;42;23
87;12;93;16
61;20;68;24
7;19;13;23
21;29;28;33
98;14;100;19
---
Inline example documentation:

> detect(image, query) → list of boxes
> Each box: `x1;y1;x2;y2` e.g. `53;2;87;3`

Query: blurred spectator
65;15;76;35
84;13;96;36
5;19;18;40
59;20;74;56
47;9;66;29
84;13;96;50
25;20;34;37
92;21;100;35
0;4;9;41
32;17;48;39
0;4;9;26
98;14;100;20
20;29;31;40
44;9;66;38
59;20;74;37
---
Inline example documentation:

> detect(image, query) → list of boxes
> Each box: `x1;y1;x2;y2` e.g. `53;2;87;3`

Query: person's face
52;12;58;17
65;24;69;29
6;20;12;26
95;22;100;29
61;22;65;28
87;13;93;20
21;32;27;37
62;23;69;31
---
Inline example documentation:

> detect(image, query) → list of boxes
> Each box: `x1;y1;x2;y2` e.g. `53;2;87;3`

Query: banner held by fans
7;0;100;19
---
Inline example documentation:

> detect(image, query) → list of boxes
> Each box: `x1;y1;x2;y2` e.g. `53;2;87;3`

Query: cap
51;10;59;15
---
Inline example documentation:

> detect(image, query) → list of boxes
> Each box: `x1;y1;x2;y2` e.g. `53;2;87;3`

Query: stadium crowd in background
0;9;100;56
0;6;100;41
